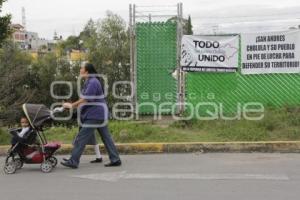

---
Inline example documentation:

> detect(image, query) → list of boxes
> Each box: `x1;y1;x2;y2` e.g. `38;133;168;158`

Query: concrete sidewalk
1;141;300;156
1;153;300;200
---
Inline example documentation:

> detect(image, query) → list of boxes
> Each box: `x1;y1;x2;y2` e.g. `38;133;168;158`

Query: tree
0;41;34;124
30;52;80;105
0;0;11;46
167;16;193;35
79;12;130;110
58;35;81;53
187;15;193;35
48;12;130;114
79;18;97;44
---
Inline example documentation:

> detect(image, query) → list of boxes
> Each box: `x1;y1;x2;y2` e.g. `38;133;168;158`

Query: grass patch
0;127;10;145
0;106;300;145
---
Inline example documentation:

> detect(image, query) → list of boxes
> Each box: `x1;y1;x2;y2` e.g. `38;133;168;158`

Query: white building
11;24;59;52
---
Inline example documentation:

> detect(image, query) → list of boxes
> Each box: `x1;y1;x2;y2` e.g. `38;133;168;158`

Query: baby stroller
4;104;62;174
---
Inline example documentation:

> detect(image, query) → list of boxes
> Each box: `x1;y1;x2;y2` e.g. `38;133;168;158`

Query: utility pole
22;7;26;30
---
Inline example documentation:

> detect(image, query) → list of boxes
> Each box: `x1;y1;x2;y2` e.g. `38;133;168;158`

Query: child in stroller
10;116;31;147
4;104;62;174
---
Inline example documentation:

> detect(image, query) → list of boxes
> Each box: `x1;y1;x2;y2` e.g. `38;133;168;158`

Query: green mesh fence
186;73;300;115
136;22;177;114
185;35;300;116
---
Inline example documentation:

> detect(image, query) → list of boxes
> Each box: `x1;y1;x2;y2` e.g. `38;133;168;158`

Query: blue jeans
73;126;97;145
69;120;120;167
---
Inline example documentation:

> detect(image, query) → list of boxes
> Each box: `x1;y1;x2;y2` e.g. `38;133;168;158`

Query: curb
1;141;300;156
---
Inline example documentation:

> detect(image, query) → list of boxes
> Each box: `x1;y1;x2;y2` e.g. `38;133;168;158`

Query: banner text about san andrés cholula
241;30;300;75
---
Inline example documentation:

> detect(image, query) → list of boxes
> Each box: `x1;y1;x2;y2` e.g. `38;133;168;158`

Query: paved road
0;153;300;200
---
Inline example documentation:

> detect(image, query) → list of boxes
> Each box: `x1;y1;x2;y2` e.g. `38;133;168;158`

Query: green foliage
44;125;78;143
0;127;10;145
0;11;130;126
80;12;130;110
0;41;33;124
171;106;300;142
0;0;11;46
56;12;130;112
0;43;79;125
187;15;193;35
167;16;193;35
30;53;80;106
58;36;82;53
1;107;300;145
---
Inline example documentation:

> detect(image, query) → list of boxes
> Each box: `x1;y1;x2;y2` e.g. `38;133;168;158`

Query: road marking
71;171;289;182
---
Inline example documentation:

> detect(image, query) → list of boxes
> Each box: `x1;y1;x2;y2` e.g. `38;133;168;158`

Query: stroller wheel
48;157;58;168
40;161;53;173
14;158;24;170
4;161;17;174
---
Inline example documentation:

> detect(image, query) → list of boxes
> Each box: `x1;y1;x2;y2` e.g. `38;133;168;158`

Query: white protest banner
241;30;300;75
180;35;239;72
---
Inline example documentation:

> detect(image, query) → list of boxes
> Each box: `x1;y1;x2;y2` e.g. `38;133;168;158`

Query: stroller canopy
22;104;51;128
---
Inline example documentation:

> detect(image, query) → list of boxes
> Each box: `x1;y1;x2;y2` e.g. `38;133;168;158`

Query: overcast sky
2;0;300;39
